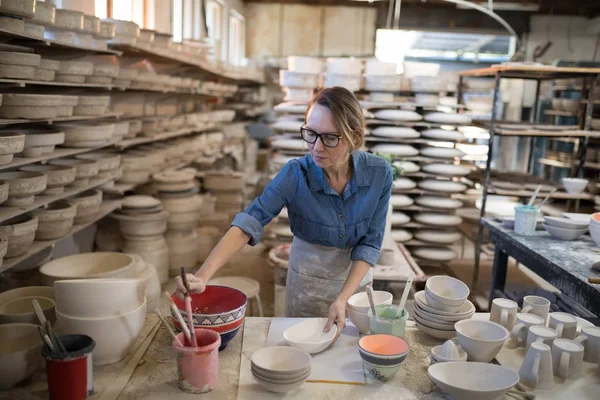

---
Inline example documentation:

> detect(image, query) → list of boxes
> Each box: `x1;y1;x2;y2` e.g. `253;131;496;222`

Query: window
95;0;108;19
206;0;223;40
172;0;183;42
229;13;244;66
96;0;152;29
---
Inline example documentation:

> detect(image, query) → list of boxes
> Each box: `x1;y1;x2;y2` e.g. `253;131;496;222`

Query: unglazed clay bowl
171;286;247;351
425;276;469;307
414;291;475;317
0;295;55;325
39;252;136;286
56;297;146;365
347;306;371;335
251;346;311;375
2;214;38;258
252;368;309;393
425;290;463;313
0;171;47;207
428;362;519;400
32;201;77;240
347;290;393;314
54;278;146;318
0;323;43;389
19;164;76;195
283;318;336;354
358;334;409;381
455;320;508;362
69;189;102;224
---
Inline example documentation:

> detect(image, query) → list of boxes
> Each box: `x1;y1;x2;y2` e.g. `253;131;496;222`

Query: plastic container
172;328;221;394
514;205;539;236
368;304;409;338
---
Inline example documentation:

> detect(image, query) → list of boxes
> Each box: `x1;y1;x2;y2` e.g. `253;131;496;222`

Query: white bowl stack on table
414;276;475;339
589;213;600;246
543;216;588;241
561;177;588;194
250;346;311;393
346;290;393;334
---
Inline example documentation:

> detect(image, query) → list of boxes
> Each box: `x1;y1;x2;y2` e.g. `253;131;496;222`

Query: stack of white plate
251;346;311;393
543;216;588;241
413;276;475;339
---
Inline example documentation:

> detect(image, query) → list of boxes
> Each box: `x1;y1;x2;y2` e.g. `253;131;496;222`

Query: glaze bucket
173;328;221;394
368;304;409;338
42;334;95;400
514;205;539;236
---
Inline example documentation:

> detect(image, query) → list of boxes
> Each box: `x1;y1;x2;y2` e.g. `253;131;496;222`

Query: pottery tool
589;277;600;284
397;273;414;312
155;308;183;347
538;188;556;208
32;299;47;334
365;285;377;316
527;184;541;207
164;291;192;346
506;389;536;399
46;321;66;355
180;268;197;348
37;325;55;353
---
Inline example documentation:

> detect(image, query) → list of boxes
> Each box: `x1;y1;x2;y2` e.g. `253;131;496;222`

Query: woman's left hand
324;297;346;342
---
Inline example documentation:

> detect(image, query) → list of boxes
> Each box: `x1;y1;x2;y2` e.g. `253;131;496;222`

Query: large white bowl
589;226;600;246
414;313;455;331
56;297;147;365
455;320;508;362
415;321;456;340
251;364;310;381
0;286;54;304
283;318;336;354
252;370;307;393
54;278;146;318
562;178;588;194
425;291;462;313
415;291;475;316
0;323;43;389
543;223;587;241
544;216;588;230
347;290;393;314
0;295;55;325
347;306;370;335
251;346;311;375
39;252;137;286
425;276;469;307
428;362;519;400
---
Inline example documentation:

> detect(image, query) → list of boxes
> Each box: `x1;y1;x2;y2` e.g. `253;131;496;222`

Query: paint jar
514;205;539;236
368;304;409;338
42;334;95;400
173;328;221;394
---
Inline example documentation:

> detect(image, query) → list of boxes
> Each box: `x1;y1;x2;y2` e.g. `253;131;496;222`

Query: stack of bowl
414;276;475;339
346;290;393;334
250;346;311;393
589;213;600;246
544;216;588;241
170;285;247;351
0;323;43;389
53;278;147;365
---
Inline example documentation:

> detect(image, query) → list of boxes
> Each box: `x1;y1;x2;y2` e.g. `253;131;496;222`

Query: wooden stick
164;291;191;345
589;277;600;284
37;326;53;353
46;321;65;355
155;308;182;347
32;299;47;334
181;268;197;348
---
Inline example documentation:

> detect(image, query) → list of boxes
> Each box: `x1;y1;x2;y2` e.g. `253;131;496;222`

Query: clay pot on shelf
32;201;77;240
0;171;47;207
19;164;76;195
122;235;169;285
1;215;38;258
68;190;102;224
0;131;25;165
49;158;100;186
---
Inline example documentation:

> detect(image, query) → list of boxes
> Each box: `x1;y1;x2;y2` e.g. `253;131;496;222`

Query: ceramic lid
122;195;161;209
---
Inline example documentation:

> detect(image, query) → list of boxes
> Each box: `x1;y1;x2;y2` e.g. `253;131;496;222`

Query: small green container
368;304;409;338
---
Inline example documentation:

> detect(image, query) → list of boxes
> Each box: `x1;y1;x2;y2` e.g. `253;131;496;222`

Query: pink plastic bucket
172;328;221;393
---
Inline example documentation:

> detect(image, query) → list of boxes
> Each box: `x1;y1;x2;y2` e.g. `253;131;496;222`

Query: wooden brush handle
589;277;600;284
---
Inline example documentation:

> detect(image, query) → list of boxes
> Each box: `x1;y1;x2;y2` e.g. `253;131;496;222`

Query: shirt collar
306;152;370;192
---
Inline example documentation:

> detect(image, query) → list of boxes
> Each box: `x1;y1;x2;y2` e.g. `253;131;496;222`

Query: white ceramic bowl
56;297;147;365
39;252;137;286
589;226;600;246
347;306;370;335
414;313;455;331
428;361;519;400
430;344;468;364
414;302;474;323
455;320;508;363
0;295;55;325
0;286;54;304
543;223;587;241
54;278;146;318
252;371;307;393
414;306;471;327
425;276;469;307
544;216;588;230
415;291;475;317
425;291;462;313
562;178;588;194
0;323;43;389
251;346;311;375
415;321;456;340
347;290;393;314
250;364;310;381
283;318;336;354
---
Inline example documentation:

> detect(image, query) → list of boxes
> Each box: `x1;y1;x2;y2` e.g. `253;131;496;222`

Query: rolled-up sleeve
351;164;393;266
231;160;299;245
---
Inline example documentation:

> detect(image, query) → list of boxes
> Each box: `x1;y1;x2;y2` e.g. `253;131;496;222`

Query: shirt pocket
292;215;336;244
353;218;371;242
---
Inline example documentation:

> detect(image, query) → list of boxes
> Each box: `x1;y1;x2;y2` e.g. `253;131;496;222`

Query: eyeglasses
300;126;341;148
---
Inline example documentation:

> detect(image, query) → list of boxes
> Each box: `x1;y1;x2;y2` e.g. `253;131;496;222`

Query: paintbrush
37;326;54;354
155;308;183;347
32;299;47;335
164;291;192;345
46;321;66;355
181;268;197;348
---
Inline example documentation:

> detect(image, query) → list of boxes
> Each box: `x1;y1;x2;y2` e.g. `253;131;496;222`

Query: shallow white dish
421;163;470;177
543;223;587;241
561;213;590;224
415;321;457;340
544;216;588;230
251;346;311;374
428;362;519;400
370;144;419;157
562;177;588;194
371;126;420;139
420;147;465;159
373;109;422;122
413;247;457;262
414;303;474;323
252;372;307;393
392;177;416;190
392;161;420;173
415;230;462;244
414;313;456;331
420;129;466;142
391;229;413;243
283;318;336;354
414;291;475;316
424;112;472;125
391;212;410;226
414;213;462;227
418;179;466;193
415;196;463;210
390;194;414;208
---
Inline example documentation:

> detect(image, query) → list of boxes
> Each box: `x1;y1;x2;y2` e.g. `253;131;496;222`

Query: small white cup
490;298;518;330
526;325;558;352
548;312;578;340
511;313;545;347
521;295;551;324
574;326;600;363
551;339;584;380
519;342;555;390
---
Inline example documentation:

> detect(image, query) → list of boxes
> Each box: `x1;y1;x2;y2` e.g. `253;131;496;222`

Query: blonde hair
305;87;365;153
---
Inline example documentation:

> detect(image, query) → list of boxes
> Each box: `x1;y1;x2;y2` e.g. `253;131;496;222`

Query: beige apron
285;237;373;318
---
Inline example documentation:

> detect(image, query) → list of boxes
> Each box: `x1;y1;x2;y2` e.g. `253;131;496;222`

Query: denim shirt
231;151;393;266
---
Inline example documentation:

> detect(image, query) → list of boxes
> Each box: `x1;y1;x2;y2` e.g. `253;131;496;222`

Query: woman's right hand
175;274;206;300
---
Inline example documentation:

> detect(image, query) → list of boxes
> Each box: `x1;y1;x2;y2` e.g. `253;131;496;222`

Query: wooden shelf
487;188;594;200
365;136;469;145
0;112;121;127
537;158;572;168
459;65;600;79
365;119;470;129
0;175;114;224
494;128;600;137
553;86;583;91
584;161;600;171
581;99;600;105
545;110;578;117
403;239;461;247
0;200;122;273
0;140;120;172
115;123;217;150
102;161;191;195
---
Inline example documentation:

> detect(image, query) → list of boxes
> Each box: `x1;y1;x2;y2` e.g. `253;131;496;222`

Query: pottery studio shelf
544;110;578;117
487;188;594;200
392;204;460;213
0;112;121;127
115;123;217;150
0;200;122;274
359;100;465;110
103;160;192;196
365;119;473;129
403;239;460;247
537;158;572;169
0;175;114;224
365;136;470;145
0;140;120;172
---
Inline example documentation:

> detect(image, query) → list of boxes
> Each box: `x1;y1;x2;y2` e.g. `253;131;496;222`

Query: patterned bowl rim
172;285;247;318
171;307;246;327
361;358;405;368
358;338;409;359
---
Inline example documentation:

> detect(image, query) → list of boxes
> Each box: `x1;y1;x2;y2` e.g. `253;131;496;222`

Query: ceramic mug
519;342;555;390
511;313;545;347
574;326;600;363
490;298;518;330
548;312;578;340
521;296;551;324
526;325;558;352
551;339;584;380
